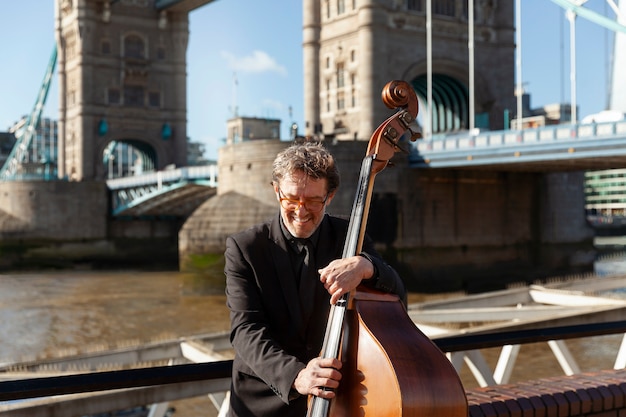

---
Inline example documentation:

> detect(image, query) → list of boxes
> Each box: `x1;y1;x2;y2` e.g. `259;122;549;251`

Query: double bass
307;80;468;417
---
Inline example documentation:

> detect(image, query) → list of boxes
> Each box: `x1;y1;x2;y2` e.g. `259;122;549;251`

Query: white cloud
261;98;284;112
220;50;287;76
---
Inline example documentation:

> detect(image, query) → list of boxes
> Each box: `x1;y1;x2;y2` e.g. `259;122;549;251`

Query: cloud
220;50;287;76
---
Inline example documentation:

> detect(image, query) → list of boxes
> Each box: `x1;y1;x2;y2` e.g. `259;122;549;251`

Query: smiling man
223;141;406;417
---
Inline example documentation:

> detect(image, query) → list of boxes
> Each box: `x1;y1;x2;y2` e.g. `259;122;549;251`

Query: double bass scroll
306;80;468;417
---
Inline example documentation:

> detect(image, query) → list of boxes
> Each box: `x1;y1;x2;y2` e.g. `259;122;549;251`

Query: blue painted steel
154;0;216;11
410;120;626;168
0;46;57;180
549;0;626;34
411;74;469;134
107;164;218;216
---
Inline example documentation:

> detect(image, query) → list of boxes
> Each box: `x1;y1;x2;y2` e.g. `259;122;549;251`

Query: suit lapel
267;215;345;339
267;216;305;331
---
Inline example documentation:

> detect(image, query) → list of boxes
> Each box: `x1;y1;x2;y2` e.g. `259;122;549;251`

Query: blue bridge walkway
106;119;626;217
106;164;218;217
411;119;626;171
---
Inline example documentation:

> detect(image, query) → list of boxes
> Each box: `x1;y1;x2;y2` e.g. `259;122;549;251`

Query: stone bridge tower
303;0;515;139
54;0;211;181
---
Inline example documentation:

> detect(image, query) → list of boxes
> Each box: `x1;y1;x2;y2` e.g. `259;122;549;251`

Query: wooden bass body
330;287;468;417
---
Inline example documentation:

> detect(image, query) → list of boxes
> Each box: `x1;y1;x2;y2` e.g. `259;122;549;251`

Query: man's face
274;171;335;239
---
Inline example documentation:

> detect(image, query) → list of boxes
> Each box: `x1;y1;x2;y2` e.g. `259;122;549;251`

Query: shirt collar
280;216;322;254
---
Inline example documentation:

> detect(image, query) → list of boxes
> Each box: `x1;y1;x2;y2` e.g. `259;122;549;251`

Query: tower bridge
0;0;625;277
2;1;626;416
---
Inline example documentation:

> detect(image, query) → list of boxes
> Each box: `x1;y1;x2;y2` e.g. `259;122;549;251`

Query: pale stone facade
55;0;190;180
303;0;515;140
226;117;281;145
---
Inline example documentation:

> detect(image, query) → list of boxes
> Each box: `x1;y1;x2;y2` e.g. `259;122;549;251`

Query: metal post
426;0;432;139
516;0;523;130
468;0;475;131
567;9;578;123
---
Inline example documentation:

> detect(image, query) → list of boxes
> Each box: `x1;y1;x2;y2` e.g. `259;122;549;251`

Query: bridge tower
303;0;515;139
54;0;207;181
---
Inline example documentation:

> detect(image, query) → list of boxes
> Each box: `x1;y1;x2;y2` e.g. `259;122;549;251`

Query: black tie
299;240;317;322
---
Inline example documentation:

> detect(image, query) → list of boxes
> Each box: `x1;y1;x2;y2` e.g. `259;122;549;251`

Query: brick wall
466;369;626;417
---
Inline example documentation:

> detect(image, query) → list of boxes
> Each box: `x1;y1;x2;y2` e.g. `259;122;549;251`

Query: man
224;141;406;417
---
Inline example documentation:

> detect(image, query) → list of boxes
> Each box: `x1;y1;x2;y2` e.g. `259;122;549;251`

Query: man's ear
325;190;337;206
272;182;281;201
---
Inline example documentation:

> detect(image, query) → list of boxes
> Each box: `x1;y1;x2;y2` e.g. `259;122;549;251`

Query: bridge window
68;90;76;107
337;0;345;15
156;46;166;60
108;88;121;105
148;91;161;107
337;92;345;110
434;0;456;16
337;64;345;88
122;0;149;8
124;35;145;59
101;40;111;55
66;32;77;60
407;0;422;11
407;0;458;17
124;85;145;107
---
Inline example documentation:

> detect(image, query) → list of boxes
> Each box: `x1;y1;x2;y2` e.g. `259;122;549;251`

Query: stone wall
179;139;596;290
0;181;107;240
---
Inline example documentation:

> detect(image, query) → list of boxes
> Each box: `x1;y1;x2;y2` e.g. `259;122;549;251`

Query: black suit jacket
224;213;406;417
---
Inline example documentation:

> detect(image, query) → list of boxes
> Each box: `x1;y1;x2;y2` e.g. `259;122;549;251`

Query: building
303;0;515;140
585;168;626;228
226;117;281;145
0;131;16;169
3;115;212;179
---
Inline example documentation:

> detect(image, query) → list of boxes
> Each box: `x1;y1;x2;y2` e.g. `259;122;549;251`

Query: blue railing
411;120;626;168
107;164;218;216
106;164;217;190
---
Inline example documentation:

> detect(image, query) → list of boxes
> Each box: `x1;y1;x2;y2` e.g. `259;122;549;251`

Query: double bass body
308;80;468;417
330;288;468;417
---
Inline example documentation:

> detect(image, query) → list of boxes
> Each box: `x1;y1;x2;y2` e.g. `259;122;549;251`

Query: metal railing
416;120;626;153
2;320;625;402
106;164;218;190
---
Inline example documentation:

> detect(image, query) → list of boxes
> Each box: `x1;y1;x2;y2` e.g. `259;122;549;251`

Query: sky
0;1;619;160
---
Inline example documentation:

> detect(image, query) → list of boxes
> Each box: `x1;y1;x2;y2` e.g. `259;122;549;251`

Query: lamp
98;119;108;136
162;123;172;140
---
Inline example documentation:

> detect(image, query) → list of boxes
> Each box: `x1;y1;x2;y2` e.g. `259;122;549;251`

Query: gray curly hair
271;141;340;194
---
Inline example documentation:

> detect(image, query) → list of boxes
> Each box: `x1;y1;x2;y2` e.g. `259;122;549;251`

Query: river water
1;261;625;416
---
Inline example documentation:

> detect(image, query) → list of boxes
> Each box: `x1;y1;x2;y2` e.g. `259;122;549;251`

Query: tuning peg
409;129;422;141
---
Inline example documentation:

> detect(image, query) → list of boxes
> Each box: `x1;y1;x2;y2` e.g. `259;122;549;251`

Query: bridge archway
402;58;497;135
101;139;159;179
412;74;469;134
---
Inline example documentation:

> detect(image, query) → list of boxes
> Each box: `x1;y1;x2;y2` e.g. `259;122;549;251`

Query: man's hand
318;255;375;304
293;357;343;398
